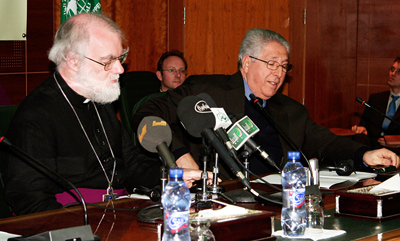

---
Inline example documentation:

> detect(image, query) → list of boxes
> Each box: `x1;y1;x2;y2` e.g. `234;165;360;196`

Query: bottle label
165;211;189;233
289;189;305;208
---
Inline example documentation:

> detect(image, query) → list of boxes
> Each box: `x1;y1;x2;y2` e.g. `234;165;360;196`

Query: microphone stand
209;152;222;197
195;139;214;210
241;148;251;179
222;149;264;203
136;159;167;223
208;153;236;204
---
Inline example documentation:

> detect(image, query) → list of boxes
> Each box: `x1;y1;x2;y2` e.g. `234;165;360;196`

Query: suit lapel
224;72;246;118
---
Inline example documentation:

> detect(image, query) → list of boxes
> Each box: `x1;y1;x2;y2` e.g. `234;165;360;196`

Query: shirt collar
55;71;91;106
390;91;400;98
243;78;266;107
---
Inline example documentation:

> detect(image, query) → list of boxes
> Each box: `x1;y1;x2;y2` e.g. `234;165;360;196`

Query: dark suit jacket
133;71;366;178
357;91;400;148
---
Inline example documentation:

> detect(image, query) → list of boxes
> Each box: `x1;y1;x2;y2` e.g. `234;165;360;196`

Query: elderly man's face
76;24;125;104
242;41;288;100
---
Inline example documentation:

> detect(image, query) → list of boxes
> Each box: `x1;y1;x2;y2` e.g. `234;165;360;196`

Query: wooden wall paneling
27;0;54;73
0;75;26;105
102;0;169;73
0;41;26;74
27;73;51;94
305;0;358;129
184;0;290;81
288;0;306;105
167;0;184;52
0;0;54;105
303;0;317;120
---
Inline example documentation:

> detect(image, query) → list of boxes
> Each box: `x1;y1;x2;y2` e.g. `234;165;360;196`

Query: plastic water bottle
281;151;307;236
162;168;191;241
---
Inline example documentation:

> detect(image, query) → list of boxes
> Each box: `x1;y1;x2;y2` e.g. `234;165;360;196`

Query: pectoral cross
103;186;117;201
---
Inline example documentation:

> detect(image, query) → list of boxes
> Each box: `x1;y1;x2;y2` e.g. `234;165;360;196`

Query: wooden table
0;176;399;241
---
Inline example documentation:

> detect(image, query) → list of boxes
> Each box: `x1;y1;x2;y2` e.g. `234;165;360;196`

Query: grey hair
238;28;290;69
48;13;126;67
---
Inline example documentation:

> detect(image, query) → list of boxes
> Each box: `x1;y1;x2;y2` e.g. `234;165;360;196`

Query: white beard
76;65;121;104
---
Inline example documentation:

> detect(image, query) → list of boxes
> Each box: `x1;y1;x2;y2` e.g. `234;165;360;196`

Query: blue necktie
382;95;399;132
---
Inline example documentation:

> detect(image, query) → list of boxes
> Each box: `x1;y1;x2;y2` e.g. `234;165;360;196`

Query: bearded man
3;13;208;215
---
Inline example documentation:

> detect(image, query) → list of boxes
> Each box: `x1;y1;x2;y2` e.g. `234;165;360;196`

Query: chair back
118;71;160;138
0;105;18;218
131;92;166;145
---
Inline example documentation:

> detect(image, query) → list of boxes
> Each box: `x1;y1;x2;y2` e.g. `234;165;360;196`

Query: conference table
0;174;399;241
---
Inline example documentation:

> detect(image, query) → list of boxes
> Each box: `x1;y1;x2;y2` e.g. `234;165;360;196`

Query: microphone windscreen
177;95;216;138
137;116;172;153
197;93;217;107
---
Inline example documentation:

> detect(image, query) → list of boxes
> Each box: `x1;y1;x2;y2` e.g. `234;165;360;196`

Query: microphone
177;95;253;191
197;93;279;171
197;93;237;157
137;116;177;169
177;95;216;138
320;158;354;176
227;115;280;171
201;128;252;191
0;137;97;240
356;97;400;127
136;116;176;223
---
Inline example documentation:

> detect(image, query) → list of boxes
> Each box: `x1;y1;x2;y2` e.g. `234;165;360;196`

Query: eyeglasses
163;68;187;75
389;66;400;75
85;47;129;71
249;56;293;73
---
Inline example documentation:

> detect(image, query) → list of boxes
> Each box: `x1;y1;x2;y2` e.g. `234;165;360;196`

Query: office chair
0;105;18;218
118;71;160;139
131;92;166;145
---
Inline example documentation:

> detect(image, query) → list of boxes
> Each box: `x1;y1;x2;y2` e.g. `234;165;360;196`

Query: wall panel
305;0;358;128
184;0;290;77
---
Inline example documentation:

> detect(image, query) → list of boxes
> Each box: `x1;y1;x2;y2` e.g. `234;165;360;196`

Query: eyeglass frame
84;47;129;71
389;66;400;76
249;56;293;73
162;68;187;75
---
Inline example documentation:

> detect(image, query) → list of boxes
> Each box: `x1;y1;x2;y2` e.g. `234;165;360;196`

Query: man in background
156;50;187;92
352;57;400;152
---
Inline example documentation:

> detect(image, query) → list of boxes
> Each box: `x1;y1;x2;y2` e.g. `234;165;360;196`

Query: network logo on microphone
227;116;260;150
138;125;147;144
194;99;212;113
138;118;168;144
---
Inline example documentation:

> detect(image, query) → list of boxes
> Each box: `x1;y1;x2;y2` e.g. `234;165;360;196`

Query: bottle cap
169;168;184;178
288;151;300;160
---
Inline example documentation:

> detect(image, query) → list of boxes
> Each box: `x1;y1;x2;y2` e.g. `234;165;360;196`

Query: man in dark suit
352;57;400;151
133;28;399;180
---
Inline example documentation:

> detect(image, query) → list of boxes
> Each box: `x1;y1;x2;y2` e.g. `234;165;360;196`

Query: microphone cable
63;201;145;212
222;142;282;205
249;94;313;176
0;136;89;225
233;155;281;192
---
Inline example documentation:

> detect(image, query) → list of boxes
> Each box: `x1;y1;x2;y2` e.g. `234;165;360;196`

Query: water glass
189;217;215;241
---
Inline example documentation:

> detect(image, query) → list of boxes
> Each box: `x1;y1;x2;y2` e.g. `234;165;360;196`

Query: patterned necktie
382;95;399;132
